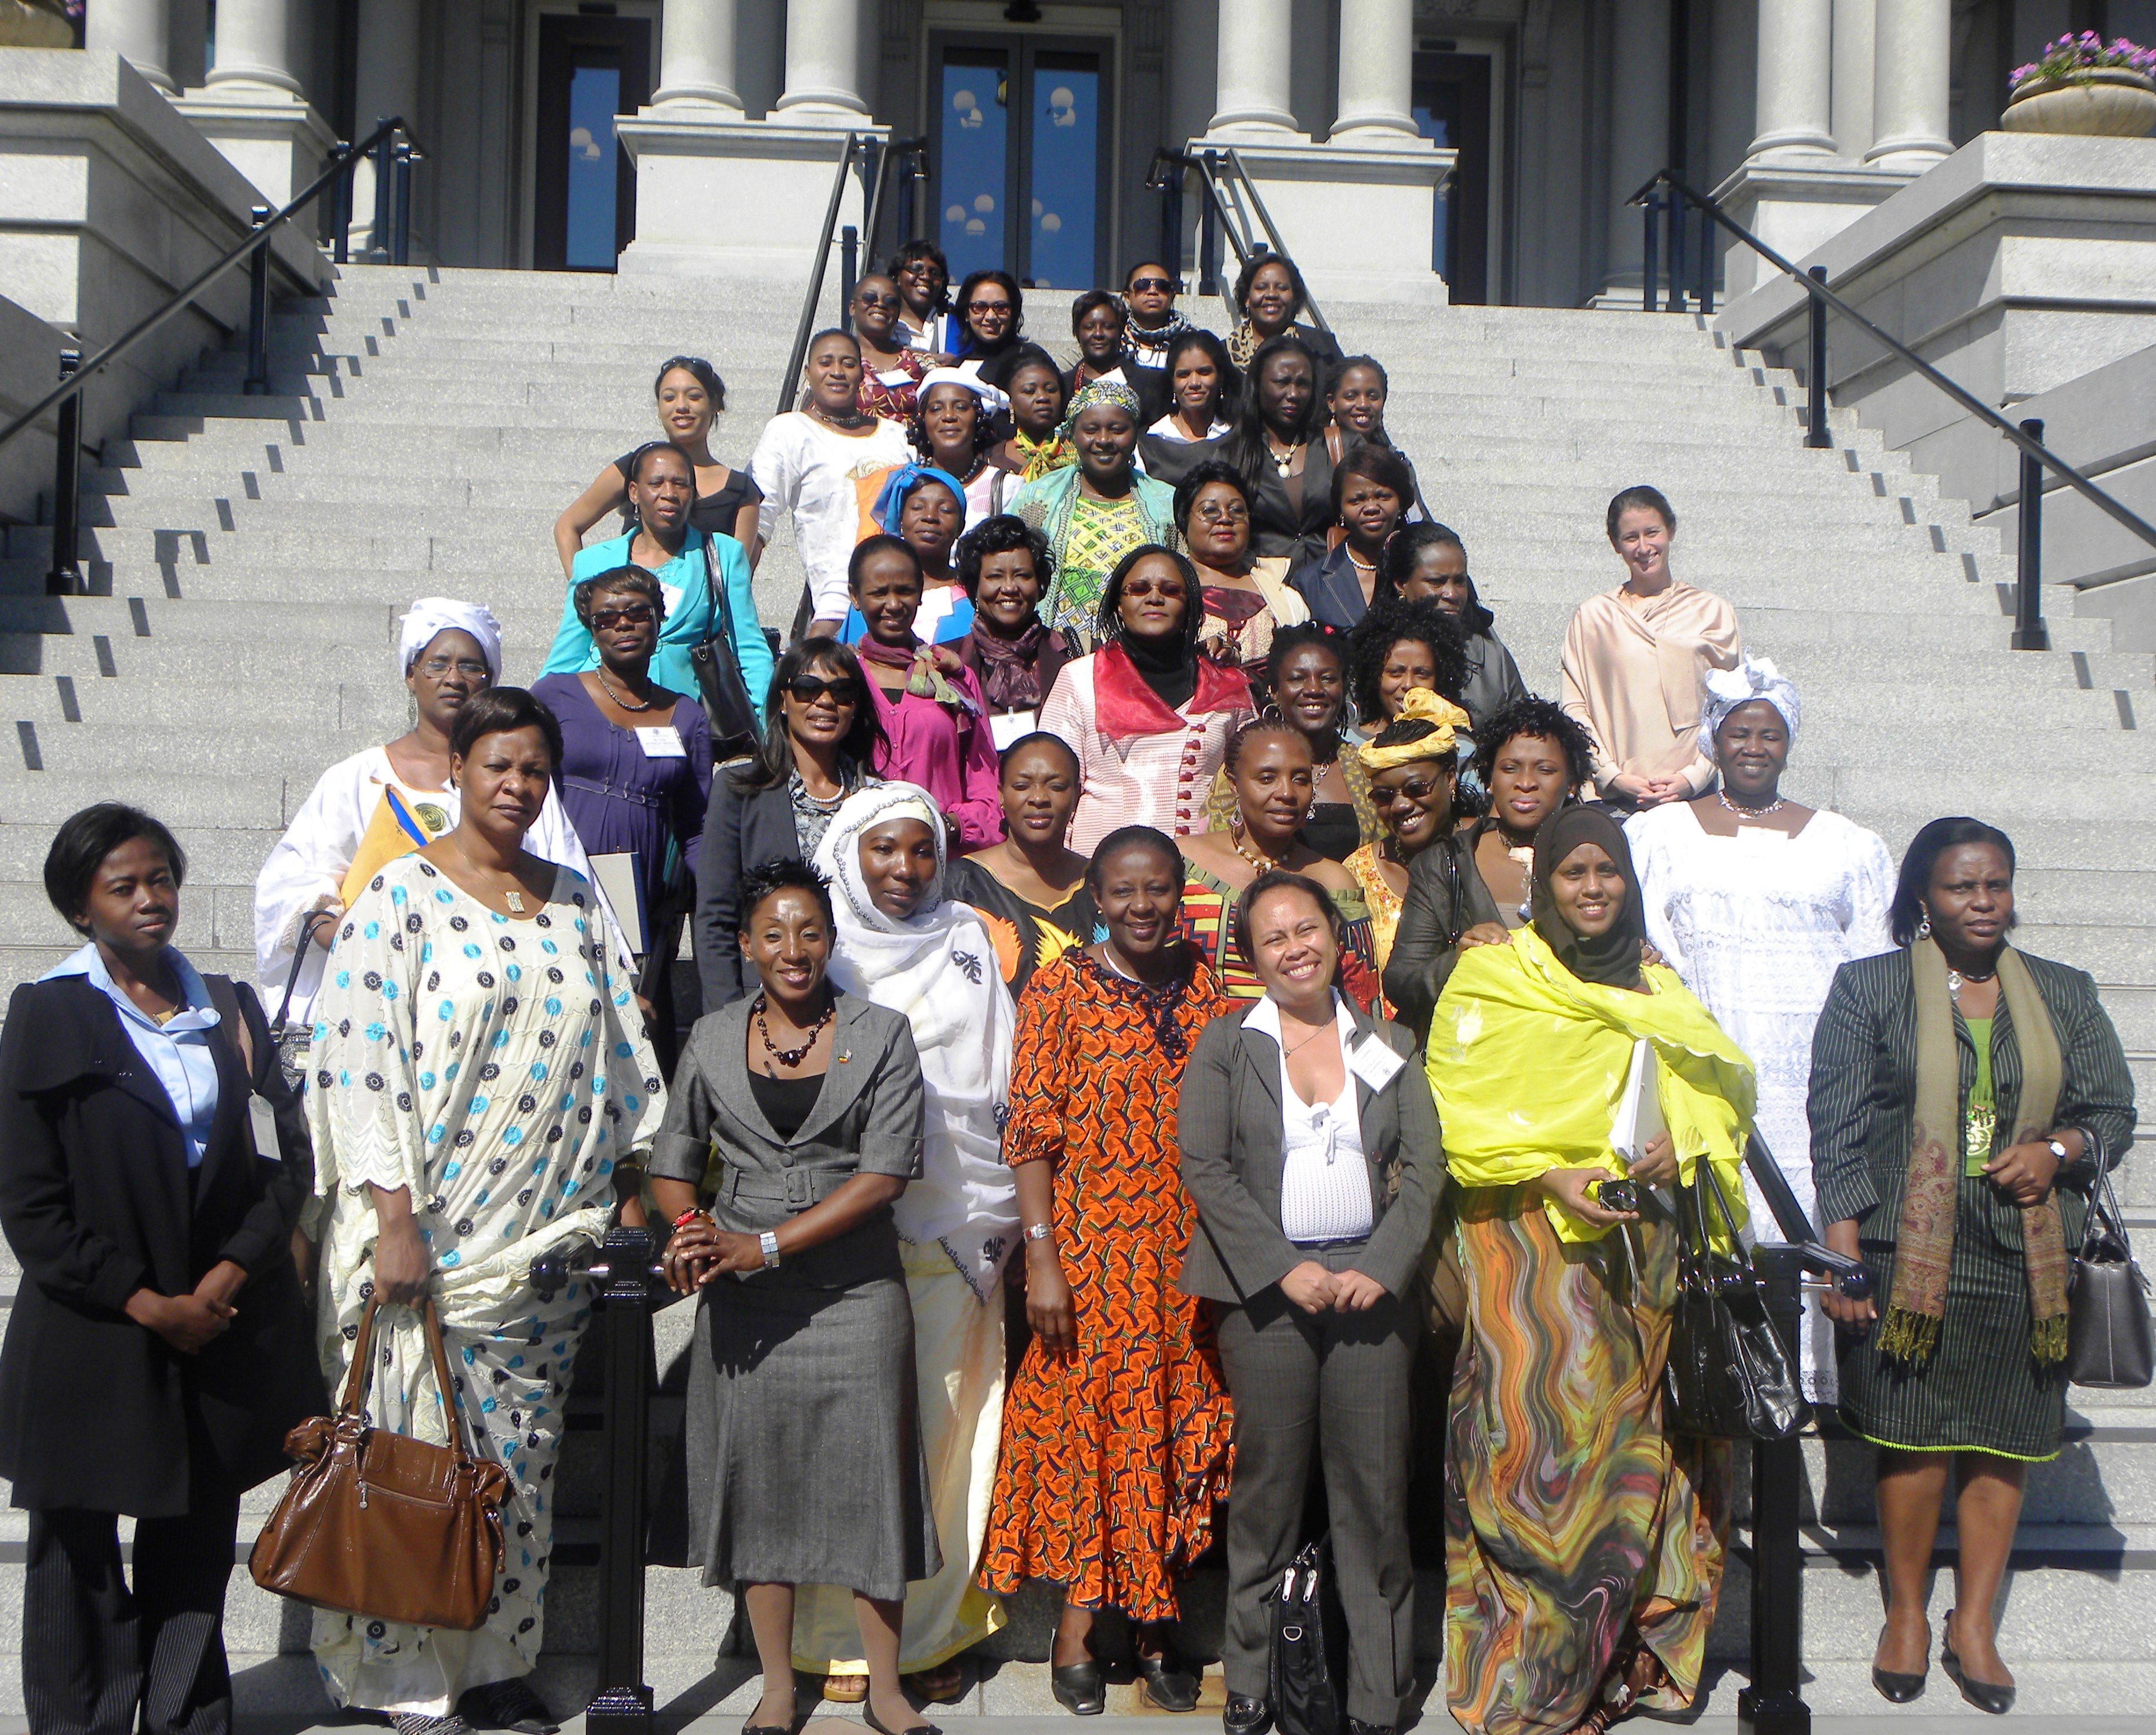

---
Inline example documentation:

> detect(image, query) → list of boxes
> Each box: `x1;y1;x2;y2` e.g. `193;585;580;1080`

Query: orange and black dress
978;947;1236;1623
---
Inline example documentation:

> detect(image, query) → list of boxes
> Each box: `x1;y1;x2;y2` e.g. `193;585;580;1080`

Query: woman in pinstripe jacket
1809;817;2135;1714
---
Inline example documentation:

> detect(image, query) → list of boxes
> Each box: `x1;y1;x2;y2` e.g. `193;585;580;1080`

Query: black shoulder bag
1667;1154;1809;1441
688;539;762;761
2067;1162;2155;1388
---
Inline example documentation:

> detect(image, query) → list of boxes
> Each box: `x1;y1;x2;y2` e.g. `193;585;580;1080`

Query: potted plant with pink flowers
2005;32;2156;136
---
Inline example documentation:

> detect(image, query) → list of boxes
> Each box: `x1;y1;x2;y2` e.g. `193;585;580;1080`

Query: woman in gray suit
653;859;940;1735
1178;868;1442;1735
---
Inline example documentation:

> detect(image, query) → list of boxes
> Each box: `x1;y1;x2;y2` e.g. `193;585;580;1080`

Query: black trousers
1215;1285;1417;1726
22;1497;243;1735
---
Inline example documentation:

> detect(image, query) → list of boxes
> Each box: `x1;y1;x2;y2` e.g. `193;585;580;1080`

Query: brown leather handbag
249;1296;512;1630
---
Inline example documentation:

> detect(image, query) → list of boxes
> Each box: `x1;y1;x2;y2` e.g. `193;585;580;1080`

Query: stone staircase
0;261;2150;1722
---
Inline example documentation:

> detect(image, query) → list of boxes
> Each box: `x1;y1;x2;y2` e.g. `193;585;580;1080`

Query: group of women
1;274;2136;1735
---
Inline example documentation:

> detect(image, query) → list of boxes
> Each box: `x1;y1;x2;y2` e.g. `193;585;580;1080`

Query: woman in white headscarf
253;599;599;1027
794;783;1020;1703
1626;654;1895;1396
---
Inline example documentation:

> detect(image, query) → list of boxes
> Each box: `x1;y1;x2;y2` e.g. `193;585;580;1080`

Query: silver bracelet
758;1229;782;1268
1023;1221;1054;1242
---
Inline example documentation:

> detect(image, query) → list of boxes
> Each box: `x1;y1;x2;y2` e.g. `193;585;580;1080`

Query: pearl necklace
1718;790;1786;819
1229;819;1282;874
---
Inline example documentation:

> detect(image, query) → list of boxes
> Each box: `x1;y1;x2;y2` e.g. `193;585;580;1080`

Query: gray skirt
686;1272;942;1599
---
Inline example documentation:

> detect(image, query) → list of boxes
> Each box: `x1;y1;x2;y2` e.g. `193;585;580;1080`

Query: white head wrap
1701;654;1799;743
811;782;1020;1297
399;598;504;681
916;366;1010;420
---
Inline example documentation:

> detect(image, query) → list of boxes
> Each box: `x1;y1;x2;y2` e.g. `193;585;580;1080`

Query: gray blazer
1177;999;1444;1305
650;991;925;1289
692;766;805;1011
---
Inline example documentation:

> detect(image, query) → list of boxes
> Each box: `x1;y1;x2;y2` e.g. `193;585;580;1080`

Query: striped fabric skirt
1444;1185;1729;1735
1839;1176;2071;1461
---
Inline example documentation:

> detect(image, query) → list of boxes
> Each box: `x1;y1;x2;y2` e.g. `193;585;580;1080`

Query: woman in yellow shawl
1425;805;1755;1735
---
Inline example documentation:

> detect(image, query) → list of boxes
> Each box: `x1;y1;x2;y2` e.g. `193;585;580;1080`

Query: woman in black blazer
693;637;884;1007
1179;869;1441;1735
0;803;318;1735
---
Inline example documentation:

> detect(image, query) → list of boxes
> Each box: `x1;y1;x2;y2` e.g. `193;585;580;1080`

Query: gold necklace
1229;819;1281;873
452;838;530;915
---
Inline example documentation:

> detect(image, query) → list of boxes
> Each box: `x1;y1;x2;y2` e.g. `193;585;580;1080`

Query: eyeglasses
966;299;1012;316
1373;776;1449;805
416;656;490;679
1193;501;1249;523
1128;277;1177;294
787;674;860;706
855;292;900;309
590;605;656;631
897;261;944;281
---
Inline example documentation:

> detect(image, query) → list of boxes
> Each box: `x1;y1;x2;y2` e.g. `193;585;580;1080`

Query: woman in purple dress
530;565;711;1056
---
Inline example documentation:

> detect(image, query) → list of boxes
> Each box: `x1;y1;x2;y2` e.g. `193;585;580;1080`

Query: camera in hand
1589;1176;1640;1214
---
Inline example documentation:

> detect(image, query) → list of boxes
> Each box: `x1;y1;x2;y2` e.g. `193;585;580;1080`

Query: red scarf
1091;641;1250;739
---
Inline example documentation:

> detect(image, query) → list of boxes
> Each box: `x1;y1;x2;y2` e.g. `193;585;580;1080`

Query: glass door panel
937;48;1014;281
1412;52;1490;304
1024;53;1100;290
535;14;651;272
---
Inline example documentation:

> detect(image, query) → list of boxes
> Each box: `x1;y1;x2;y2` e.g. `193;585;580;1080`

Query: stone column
87;0;176;97
1746;0;1834;159
654;0;744;110
1331;0;1417;141
1206;0;1298;136
201;0;302;95
775;0;868;117
1831;0;1876;163
350;0;422;252
1601;0;1669;301
173;0;334;206
1866;0;1952;172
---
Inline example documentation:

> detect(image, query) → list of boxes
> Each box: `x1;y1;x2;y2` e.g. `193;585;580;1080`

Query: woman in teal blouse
546;441;772;718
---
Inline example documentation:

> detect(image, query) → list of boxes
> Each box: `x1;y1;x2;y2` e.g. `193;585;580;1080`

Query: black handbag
1667;1155;1810;1442
2067;1163;2155;1389
268;908;338;1093
1267;1537;1348;1735
688;539;762;761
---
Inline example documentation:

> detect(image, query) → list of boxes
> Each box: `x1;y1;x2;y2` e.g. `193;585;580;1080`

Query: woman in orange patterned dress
979;824;1235;1716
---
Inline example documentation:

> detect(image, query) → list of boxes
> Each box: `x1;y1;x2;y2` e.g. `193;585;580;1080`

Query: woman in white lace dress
1626;657;1893;1397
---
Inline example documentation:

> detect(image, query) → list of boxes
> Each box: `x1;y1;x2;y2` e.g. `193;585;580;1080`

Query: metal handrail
1;114;421;594
1219;148;1336;347
777;132;864;417
1147;147;1253;317
1629;168;2156;652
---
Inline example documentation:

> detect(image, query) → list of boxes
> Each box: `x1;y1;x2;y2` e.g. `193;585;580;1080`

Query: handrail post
1739;1244;1813;1735
839;224;860;334
45;349;82;597
1159;162;1184;290
1697;199;1714;315
584;1225;657;1735
366;119;394;264
1668;187;1687;312
2014;417;2051;652
330;143;352;263
243;205;273;396
1804;265;1830;448
1642;188;1661;313
1198;151;1221;304
392;141;415;267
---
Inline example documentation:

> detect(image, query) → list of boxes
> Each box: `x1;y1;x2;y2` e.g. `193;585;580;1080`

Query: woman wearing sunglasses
1120;261;1195;376
532;566;712;1063
692;639;885;1009
852;275;931;423
953;270;1025;369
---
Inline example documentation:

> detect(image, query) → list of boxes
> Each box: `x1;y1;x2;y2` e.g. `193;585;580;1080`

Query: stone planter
2004;69;2156;137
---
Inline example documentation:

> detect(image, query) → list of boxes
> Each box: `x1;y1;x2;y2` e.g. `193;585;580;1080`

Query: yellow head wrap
1357;688;1471;772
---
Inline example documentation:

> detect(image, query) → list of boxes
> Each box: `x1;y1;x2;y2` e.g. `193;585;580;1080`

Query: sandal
821;1673;871;1704
903;1661;968;1704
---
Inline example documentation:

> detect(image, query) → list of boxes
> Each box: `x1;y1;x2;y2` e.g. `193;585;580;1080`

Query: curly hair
1346;598;1467;721
953;513;1054;599
1470;696;1595;794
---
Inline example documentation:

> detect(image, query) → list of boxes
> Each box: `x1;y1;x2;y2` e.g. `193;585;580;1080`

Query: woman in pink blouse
850;534;1005;852
1039;545;1256;854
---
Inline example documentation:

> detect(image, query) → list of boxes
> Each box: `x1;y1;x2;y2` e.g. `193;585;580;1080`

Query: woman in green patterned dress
1811;817;2134;1713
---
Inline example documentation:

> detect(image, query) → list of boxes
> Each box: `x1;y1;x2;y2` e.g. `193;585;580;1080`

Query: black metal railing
779;133;930;414
1146;146;1336;350
1629;168;2156;654
0;115;424;596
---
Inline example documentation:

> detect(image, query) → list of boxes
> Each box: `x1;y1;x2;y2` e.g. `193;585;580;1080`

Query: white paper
1609;1038;1666;1169
877;366;918;387
1348;1033;1405;1092
587;852;647;954
988;708;1039;751
635;725;687;759
248;1094;280;1160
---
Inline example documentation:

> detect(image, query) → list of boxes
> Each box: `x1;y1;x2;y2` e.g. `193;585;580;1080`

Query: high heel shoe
1940;1610;2016;1715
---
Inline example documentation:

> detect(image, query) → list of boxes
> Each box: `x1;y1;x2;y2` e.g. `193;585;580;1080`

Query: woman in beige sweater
1560;485;1740;810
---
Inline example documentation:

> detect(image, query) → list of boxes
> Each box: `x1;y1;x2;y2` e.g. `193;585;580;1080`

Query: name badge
248;1093;281;1159
636;726;687;759
988;709;1039;751
1348;1034;1405;1092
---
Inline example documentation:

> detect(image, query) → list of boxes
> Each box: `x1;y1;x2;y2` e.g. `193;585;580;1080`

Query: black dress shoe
1871;1623;1927;1703
1224;1694;1270;1735
1051;1660;1107;1716
1136;1651;1202;1713
1940;1611;2015;1715
459;1682;558;1735
1344;1721;1395;1735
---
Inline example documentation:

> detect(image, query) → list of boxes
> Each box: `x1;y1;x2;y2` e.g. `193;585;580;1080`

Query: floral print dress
304;854;665;1715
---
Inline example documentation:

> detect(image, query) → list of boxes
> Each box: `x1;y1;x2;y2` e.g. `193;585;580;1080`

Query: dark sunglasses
787;674;861;705
1128;276;1177;294
590;604;656;630
855;291;901;309
966;299;1012;316
1373;774;1450;805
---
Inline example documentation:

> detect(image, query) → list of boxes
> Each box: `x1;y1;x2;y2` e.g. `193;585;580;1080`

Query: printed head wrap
870;463;970;537
1700;653;1799;744
1059;379;1143;438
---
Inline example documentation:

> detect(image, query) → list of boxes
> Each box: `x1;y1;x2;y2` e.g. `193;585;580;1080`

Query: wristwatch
758;1230;782;1269
2046;1137;2073;1167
